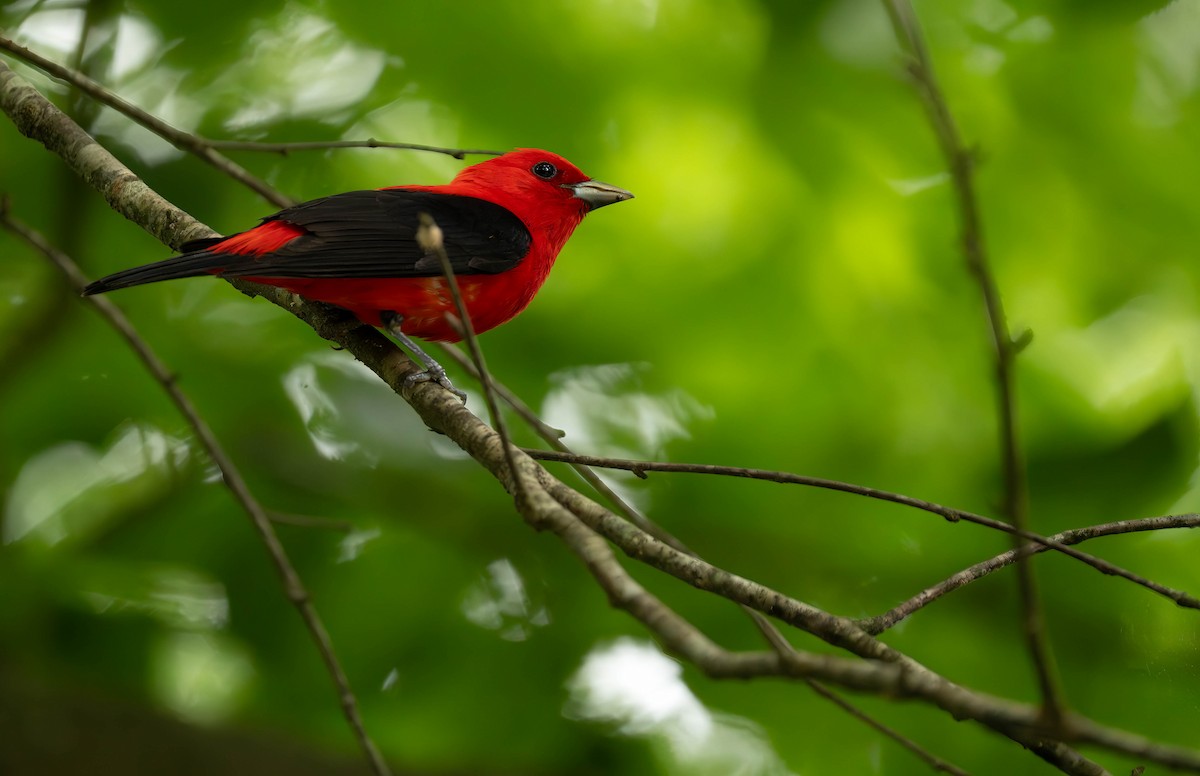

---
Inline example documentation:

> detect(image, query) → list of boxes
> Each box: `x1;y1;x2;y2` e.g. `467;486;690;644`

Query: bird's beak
564;179;634;210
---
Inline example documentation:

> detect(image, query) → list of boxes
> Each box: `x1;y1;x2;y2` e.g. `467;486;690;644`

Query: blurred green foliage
2;0;1198;774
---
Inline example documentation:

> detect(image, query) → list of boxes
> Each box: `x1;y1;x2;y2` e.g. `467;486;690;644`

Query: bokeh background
2;0;1199;773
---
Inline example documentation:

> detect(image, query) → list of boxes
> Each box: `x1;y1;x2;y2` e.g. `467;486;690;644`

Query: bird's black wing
84;190;532;294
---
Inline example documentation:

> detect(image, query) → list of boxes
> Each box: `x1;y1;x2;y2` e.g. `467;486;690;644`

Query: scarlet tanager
83;149;633;395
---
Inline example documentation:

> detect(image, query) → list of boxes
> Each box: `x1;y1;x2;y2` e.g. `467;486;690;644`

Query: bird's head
453;149;633;222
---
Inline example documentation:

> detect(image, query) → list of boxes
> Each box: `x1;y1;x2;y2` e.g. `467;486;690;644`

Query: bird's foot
404;365;467;402
383;311;468;404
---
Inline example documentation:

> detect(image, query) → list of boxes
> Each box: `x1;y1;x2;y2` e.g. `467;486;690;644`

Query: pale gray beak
564;179;634;210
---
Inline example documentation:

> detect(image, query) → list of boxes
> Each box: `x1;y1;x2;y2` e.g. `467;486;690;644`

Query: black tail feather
82;250;227;296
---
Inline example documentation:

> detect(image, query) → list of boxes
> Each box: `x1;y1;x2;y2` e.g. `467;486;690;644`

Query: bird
83;148;633;397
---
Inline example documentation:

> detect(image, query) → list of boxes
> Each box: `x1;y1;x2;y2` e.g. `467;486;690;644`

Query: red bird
84;148;633;395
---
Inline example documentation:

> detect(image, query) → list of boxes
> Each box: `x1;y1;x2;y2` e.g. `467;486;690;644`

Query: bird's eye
531;161;558;180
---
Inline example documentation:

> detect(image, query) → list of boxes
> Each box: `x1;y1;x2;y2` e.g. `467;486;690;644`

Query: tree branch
0;33;293;208
204;138;503;159
0;201;392;776
881;0;1063;726
861;512;1200;633
0;32;503;209
416;214;526;505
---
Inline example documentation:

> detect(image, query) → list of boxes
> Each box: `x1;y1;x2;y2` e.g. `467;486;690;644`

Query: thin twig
805;681;972;776
415;213;524;504
0;34;293;208
525;449;965;514
745;604;973;773
205;138;503;159
435;344;565;439
0;203;393;776
0;36;498;207
861;513;1200;633
882;0;1062;726
437;343;702;552
522;448;1200;613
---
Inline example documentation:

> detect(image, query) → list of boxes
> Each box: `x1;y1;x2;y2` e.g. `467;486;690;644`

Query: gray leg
381;312;467;402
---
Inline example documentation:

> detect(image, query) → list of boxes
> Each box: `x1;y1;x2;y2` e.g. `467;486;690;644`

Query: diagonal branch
0;203;392;776
0;59;215;249
0;33;292;208
436;343;694;550
804;681;970;776
0;33;504;208
881;0;1063;726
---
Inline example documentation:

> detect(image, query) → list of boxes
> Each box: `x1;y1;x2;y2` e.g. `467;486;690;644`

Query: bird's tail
82;237;226;296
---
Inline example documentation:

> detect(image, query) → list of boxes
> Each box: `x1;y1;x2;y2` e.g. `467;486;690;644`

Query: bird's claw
405;367;467;403
383;312;467;403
